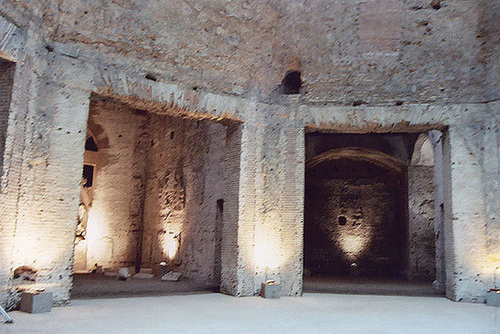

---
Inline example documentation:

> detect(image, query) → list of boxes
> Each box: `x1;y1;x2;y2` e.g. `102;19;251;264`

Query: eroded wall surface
82;99;227;284
141;115;226;283
305;177;406;277
83;98;148;270
0;0;498;307
0;60;15;174
30;0;498;104
408;165;436;281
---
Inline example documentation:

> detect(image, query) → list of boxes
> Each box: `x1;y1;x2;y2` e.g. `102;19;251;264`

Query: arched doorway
303;131;443;296
305;147;407;278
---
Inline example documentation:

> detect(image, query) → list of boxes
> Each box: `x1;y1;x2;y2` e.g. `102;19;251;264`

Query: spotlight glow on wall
339;235;370;261
164;232;179;260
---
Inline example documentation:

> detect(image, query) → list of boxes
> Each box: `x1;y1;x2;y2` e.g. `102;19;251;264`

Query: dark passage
304;133;416;280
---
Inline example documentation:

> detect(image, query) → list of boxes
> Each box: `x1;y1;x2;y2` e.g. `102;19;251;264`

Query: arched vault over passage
306;146;406;175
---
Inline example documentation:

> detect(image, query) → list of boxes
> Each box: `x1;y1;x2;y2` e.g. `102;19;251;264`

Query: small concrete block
117;267;132;280
139;268;153;274
20;292;52;314
161;271;182;281
486;290;500;307
260;281;281;299
133;273;154;280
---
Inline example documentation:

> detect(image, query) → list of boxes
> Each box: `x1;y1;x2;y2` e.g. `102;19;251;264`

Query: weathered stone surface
486;291;500;307
161;272;181;282
0;0;498;308
260;281;281;299
117;267;132;281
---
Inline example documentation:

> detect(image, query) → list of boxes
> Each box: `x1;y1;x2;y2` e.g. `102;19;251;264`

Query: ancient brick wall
408;135;436;281
0;1;498;307
0;60;15;174
305;165;407;278
141;114;226;283
43;0;494;104
82;98;148;270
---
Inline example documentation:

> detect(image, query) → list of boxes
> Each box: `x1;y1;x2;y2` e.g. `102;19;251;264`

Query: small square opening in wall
338;215;347;226
82;164;94;187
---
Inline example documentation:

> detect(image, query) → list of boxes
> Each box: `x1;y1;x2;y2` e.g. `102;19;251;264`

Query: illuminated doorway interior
72;94;237;297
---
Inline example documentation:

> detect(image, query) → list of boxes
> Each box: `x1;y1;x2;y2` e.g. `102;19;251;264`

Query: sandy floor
2;293;499;333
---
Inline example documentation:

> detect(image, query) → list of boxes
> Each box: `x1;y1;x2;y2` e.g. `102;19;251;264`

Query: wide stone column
444;117;500;302
221;104;304;297
7;84;90;305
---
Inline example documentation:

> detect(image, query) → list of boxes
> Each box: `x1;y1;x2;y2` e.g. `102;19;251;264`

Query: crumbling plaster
0;0;498;307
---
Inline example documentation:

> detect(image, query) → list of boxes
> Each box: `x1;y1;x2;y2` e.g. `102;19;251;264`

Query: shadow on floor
71;274;219;299
303;275;444;297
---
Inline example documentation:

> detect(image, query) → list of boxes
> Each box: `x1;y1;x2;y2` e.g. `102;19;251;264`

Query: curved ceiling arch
306;147;406;175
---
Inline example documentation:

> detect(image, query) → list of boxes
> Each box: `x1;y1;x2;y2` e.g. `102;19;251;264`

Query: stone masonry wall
0;1;498;307
40;0;495;104
305;176;406;278
141;114;226;284
0;60;15;175
83;98;148;270
408;166;436;281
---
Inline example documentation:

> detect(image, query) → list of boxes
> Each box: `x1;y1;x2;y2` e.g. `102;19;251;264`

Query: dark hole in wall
338;216;347;226
430;1;441;10
216;199;224;213
281;71;302;94
82;164;94;187
214;198;224;284
85;137;99;151
145;73;158;81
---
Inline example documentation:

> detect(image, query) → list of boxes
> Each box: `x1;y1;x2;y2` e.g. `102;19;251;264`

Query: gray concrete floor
303;275;441;296
72;274;218;299
3;293;499;333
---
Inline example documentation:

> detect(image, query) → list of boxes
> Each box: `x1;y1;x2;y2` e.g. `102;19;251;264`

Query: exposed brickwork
0;1;498;307
141;114;227;283
408;166;436;281
305;173;407;278
0;60;15;174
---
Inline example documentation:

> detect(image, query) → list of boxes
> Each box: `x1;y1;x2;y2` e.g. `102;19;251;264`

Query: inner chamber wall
76;96;228;285
304;132;436;280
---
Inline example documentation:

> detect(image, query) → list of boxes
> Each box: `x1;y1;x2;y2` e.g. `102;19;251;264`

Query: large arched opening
71;94;242;298
303;131;444;296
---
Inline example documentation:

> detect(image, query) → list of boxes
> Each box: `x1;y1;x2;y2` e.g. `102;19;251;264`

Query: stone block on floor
161;271;182;281
486;290;500;307
260;281;281;299
117;267;132;280
20;291;52;314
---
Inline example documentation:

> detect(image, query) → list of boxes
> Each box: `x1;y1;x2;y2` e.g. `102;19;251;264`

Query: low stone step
133;272;154;280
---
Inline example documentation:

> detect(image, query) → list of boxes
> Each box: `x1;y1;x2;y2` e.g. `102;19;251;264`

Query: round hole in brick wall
338;215;347;226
